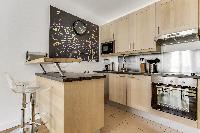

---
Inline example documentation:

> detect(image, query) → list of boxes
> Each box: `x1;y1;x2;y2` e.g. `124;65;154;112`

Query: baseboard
0;120;20;132
133;109;200;133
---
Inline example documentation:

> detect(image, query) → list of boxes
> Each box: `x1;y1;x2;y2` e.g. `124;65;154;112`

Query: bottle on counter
140;58;147;73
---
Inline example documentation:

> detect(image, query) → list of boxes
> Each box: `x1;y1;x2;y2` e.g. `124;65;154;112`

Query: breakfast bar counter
36;72;105;133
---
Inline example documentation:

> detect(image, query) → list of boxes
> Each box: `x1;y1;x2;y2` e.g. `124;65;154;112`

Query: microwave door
103;46;109;52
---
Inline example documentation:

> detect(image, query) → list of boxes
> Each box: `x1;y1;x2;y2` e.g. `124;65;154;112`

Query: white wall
0;0;103;131
0;0;49;130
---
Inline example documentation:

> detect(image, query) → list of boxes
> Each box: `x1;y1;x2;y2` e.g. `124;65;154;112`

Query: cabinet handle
158;26;160;35
132;42;135;50
113;33;115;40
119;75;126;77
129;43;131;50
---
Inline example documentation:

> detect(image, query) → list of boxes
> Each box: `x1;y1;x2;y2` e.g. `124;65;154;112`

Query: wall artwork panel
49;6;99;61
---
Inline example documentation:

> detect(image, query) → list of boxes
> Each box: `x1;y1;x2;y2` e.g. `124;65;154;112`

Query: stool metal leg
11;93;27;133
30;92;36;133
21;93;26;133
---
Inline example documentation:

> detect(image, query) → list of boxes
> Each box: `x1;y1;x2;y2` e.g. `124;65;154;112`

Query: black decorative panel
49;6;99;61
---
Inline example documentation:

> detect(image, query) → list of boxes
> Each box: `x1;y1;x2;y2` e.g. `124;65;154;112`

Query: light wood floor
101;104;181;133
1;104;181;133
1;124;48;133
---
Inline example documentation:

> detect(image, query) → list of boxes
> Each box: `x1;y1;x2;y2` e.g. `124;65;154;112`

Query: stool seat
5;73;40;94
12;82;40;94
5;73;41;133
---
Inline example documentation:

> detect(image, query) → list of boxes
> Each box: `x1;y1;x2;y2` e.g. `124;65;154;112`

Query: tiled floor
101;104;182;133
2;104;182;133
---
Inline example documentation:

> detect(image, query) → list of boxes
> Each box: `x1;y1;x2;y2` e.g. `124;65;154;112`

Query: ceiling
50;0;159;25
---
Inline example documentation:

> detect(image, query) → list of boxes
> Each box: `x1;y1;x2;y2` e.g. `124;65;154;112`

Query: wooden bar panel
36;76;104;133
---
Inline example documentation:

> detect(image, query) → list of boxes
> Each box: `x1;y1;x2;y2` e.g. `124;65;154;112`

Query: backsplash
118;54;162;72
118;49;200;74
162;50;200;74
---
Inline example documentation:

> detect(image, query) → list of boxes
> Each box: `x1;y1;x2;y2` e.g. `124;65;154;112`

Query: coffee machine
103;59;115;71
147;58;160;73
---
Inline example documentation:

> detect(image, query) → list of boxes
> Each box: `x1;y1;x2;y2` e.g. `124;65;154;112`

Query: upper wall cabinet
173;0;198;31
128;12;136;51
156;0;174;36
135;4;157;51
100;23;112;43
115;16;129;53
156;0;198;36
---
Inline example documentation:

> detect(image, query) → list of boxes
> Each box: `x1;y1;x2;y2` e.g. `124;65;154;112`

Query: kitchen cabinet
127;75;152;112
156;0;174;36
100;23;113;43
156;0;198;36
115;16;130;53
109;74;127;105
173;0;198;32
128;12;136;51
135;4;156;51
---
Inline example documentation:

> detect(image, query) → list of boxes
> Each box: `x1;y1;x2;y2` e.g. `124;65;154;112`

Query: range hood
156;29;199;45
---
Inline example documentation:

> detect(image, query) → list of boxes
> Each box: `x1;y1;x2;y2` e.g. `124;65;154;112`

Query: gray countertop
93;71;200;79
35;72;106;82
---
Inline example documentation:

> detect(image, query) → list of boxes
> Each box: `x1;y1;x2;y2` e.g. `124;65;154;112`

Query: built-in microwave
101;41;115;55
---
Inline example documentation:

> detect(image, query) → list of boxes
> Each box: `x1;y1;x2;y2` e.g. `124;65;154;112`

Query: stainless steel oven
101;41;115;55
151;75;197;120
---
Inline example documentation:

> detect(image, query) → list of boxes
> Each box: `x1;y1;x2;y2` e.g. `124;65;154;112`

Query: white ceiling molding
50;0;159;25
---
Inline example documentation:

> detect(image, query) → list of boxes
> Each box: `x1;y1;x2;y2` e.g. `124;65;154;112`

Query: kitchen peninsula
25;57;105;133
36;72;105;133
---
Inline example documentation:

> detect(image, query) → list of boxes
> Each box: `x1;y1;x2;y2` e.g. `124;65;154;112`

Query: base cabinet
127;75;152;112
109;74;127;105
109;74;151;110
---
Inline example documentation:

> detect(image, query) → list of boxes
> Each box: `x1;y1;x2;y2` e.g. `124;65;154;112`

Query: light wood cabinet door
109;74;118;103
100;23;110;43
127;75;136;107
156;0;198;36
128;12;136;51
109;74;127;105
156;0;175;36
135;4;156;51
115;16;129;53
127;75;152;112
173;0;198;32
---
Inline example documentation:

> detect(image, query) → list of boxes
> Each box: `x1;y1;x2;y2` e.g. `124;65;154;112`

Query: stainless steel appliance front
151;75;197;120
101;41;115;55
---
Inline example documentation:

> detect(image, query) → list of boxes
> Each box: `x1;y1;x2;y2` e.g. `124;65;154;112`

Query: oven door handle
184;95;196;98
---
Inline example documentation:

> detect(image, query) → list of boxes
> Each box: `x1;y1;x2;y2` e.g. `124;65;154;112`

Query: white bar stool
5;73;40;133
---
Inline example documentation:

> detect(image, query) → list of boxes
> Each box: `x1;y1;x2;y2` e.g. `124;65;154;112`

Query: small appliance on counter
103;59;110;71
140;58;147;73
147;58;160;73
26;51;48;62
103;59;116;71
101;41;115;55
104;64;110;71
110;62;115;71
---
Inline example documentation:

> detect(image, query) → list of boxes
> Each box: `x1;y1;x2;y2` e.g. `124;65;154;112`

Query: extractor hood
156;29;199;45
